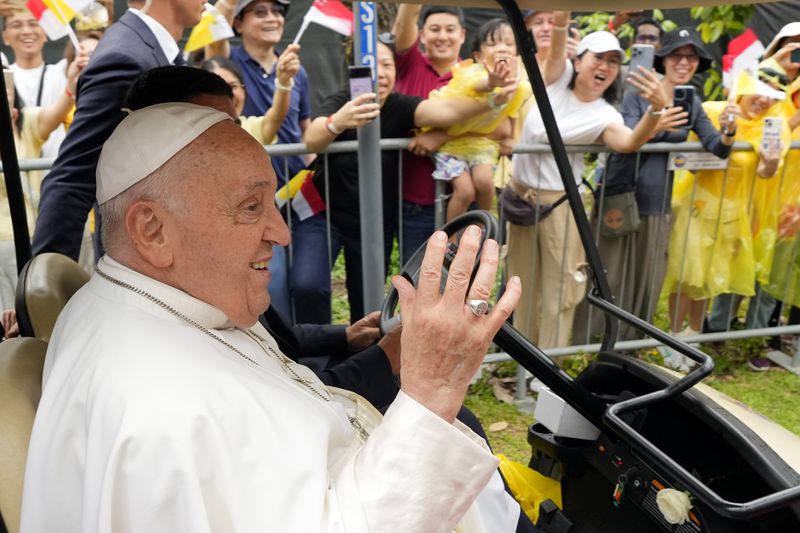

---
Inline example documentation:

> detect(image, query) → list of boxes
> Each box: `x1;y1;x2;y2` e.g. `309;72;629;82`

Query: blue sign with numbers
356;2;377;80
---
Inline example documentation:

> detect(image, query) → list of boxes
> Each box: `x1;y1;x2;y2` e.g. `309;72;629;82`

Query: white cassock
20;256;521;533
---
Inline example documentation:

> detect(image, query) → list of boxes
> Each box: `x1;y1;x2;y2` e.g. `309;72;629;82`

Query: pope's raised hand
393;226;521;422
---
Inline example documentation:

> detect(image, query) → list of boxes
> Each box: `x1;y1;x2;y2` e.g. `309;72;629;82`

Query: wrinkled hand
566;27;581;59
277;43;301;86
627;67;668;110
346;310;381;352
1;308;18;339
329;93;380;132
655;106;688;133
408;129;449;157
393;226;521;422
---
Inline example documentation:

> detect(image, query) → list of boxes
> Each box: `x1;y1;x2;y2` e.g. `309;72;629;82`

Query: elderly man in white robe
19;102;524;532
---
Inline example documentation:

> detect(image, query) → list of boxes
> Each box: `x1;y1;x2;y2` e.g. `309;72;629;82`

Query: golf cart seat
15;253;90;342
0;337;47;533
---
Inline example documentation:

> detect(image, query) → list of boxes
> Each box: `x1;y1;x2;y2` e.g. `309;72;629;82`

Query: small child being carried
428;18;532;221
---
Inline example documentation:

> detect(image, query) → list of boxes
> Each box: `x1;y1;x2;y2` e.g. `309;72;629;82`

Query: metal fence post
353;2;384;316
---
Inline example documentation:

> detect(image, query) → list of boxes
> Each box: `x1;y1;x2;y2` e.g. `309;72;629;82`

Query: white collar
128;8;180;65
96;255;234;330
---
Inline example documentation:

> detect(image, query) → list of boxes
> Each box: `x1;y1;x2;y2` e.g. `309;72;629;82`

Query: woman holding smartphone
573;27;736;351
664;66;789;372
506;11;669;351
290;38;517;325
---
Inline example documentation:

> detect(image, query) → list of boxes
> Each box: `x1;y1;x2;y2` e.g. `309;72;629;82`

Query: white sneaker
677;327;699;369
659;345;689;373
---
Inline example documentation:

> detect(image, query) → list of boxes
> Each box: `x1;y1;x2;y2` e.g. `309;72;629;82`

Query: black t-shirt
312;89;423;233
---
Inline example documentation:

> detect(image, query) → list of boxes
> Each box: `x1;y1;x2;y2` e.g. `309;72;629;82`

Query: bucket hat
233;0;289;20
764;22;800;59
654;27;712;74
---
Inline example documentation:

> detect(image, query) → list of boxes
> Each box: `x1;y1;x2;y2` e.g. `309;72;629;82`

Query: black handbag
499;184;567;226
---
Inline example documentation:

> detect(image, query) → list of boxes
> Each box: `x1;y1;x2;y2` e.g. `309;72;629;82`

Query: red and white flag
26;0;90;42
275;169;326;220
305;0;353;36
723;28;765;91
292;0;352;44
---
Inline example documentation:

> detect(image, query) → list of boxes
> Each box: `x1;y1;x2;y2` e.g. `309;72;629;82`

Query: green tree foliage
692;4;755;101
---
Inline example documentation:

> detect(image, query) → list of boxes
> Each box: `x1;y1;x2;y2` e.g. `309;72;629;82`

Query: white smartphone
761;116;783;153
348;66;374;101
628;44;655;79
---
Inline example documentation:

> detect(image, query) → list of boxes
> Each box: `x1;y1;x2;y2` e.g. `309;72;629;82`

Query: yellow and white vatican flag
26;0;90;44
184;3;234;53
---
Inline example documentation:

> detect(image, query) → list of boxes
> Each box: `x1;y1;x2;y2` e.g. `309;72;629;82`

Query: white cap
764;22;800;59
97;103;231;204
576;31;626;63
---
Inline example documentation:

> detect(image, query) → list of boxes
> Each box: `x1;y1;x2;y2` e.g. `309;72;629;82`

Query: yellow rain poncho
762;78;800;306
663;99;790;300
428;59;532;165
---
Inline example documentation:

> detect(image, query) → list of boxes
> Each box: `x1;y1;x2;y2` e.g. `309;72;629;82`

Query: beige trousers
505;189;587;349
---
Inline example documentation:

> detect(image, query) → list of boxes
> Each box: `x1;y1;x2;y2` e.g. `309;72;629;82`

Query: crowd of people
4;3;800;358
3;0;800;530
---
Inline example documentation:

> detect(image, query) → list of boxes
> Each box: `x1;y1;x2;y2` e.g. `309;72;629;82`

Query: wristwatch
647;105;665;118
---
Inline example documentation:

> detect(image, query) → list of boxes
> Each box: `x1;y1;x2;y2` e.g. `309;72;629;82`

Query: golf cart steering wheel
380;210;499;335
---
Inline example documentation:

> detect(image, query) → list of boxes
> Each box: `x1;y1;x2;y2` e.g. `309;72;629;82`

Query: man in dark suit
31;0;204;260
260;307;402;410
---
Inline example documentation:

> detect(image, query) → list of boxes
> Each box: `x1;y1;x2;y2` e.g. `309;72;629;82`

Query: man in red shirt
392;4;465;263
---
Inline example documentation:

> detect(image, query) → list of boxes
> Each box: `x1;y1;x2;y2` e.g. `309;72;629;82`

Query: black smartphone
348;66;374;100
673;85;695;117
791;48;800;64
628;44;655;79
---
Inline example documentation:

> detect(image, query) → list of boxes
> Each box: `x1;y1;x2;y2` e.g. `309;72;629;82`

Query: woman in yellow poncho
762;74;800;310
664;68;790;348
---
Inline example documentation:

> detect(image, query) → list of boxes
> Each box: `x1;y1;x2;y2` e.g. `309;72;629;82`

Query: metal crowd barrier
9;140;800;379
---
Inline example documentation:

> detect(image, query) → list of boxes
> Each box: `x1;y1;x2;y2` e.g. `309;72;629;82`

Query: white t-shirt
512;61;623;191
9;60;68;160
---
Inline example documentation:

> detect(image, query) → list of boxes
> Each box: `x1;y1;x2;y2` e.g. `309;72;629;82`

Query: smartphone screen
761;116;783;152
348;66;374;100
673;85;695;117
791;48;800;64
628;44;655;80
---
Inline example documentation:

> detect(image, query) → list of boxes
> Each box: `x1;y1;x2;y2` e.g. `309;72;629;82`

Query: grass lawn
329;240;800;465
466;343;800;464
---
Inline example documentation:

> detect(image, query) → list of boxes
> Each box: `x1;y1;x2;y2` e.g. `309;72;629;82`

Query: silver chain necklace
94;266;370;440
94;266;332;402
